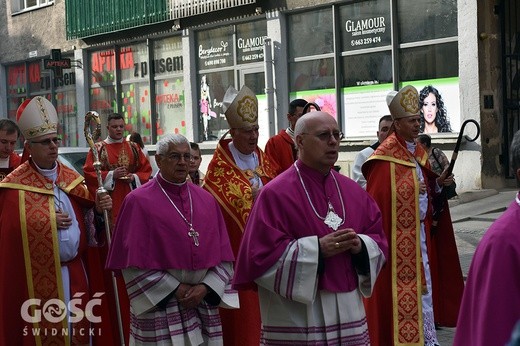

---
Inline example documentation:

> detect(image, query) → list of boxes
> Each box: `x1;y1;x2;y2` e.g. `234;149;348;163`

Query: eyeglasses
161;152;192;162
30;137;61;146
302;131;344;142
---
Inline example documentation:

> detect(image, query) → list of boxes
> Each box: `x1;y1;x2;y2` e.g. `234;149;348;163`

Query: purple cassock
233;160;388;292
453;198;520;346
106;174;235;271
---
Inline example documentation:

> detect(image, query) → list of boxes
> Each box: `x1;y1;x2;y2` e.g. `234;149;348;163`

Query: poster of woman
419;85;452;133
200;75;217;140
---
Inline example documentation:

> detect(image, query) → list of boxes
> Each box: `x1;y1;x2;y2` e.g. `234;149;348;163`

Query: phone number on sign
351;36;382;47
204;58;227;67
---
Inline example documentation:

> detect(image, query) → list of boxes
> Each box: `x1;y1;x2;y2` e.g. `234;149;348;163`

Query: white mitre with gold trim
222;85;258;128
16;96;58;140
387;85;420;120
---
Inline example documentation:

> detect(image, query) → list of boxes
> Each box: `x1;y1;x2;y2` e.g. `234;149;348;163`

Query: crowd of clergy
0;84;518;346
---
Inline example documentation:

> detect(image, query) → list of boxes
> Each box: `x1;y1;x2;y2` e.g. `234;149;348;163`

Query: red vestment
0;161;117;345
0;152;21;181
83;139;151;222
83;139;151;344
264;129;296;171
362;133;463;346
203;138;280;346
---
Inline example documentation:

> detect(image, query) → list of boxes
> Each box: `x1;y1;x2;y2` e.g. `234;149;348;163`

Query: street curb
448;189;498;208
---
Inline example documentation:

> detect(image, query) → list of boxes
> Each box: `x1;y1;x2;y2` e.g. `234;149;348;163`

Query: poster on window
342;78;461;138
407;78;461;134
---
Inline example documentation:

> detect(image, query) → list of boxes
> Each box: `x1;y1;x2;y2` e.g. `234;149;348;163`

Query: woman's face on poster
422;93;438;125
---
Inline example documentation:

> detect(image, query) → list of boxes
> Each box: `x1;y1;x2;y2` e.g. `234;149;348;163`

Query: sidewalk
436;188;517;345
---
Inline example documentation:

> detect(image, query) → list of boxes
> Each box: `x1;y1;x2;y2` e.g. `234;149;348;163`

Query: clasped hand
319;228;362;258
175;283;208;309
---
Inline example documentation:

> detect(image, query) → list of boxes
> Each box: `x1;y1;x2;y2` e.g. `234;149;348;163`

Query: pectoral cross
188;228;199;247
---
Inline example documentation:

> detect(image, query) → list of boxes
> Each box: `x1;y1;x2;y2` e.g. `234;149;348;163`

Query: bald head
294;111;341;175
294;111;336;138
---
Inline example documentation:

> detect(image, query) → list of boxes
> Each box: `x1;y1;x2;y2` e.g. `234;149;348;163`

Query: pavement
436;188;517;345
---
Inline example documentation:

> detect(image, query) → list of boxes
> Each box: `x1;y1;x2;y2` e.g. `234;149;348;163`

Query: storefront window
6;59;76;144
154;37;185;142
399;42;458;81
341;52;393;138
289;58;335;92
197;23;267;142
196;70;234;141
89;86;116;121
7;64;26;121
28;61;51;94
55;90;78;146
398;0;457;43
338;0;394;137
343;52;392;87
120;43;151;142
89;48;117;128
288;8;334;58
288;9;336;119
55;68;78;146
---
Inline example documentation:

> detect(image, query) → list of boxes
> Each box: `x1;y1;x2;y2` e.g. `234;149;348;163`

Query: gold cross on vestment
188;228;199;246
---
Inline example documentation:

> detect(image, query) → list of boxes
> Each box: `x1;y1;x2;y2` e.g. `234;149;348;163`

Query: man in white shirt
351;114;392;189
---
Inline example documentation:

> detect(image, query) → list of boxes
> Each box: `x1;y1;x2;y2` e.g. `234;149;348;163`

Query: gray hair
156;133;189;155
511;130;520;173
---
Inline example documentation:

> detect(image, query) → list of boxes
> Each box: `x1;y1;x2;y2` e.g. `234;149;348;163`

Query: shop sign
237;35;267;63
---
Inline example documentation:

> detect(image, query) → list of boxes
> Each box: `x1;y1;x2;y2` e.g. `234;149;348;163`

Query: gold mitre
387;85;420;120
222;85;258;128
16;96;58;140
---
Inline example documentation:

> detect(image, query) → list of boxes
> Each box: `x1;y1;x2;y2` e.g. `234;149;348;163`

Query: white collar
34;161;58;182
105;136;124;144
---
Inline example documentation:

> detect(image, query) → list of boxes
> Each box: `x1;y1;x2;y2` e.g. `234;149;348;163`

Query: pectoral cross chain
188;228;200;247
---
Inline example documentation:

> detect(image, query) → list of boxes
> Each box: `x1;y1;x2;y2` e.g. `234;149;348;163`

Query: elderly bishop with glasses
106;133;238;345
233;111;388;345
0;96;116;345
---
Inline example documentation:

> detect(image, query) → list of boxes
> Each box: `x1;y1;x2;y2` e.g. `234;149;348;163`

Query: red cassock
83;139;152;345
264;130;297;172
362;133;464;346
0;161;117;345
0;152;21;181
83;140;152;222
204;138;280;346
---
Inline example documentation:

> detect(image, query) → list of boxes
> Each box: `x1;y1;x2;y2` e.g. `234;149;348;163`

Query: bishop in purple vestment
106;133;238;346
233;111;388;345
454;129;520;346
